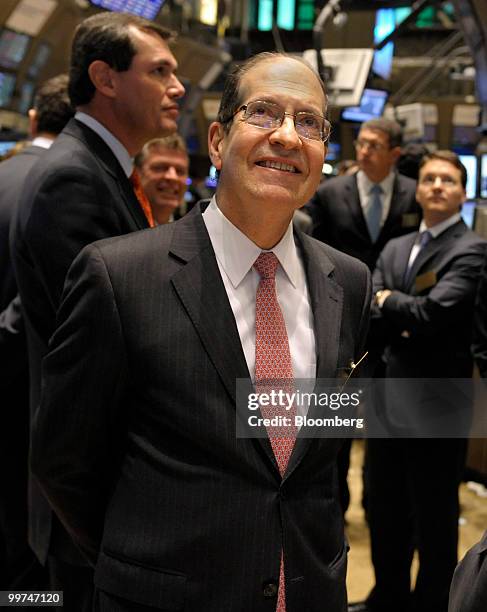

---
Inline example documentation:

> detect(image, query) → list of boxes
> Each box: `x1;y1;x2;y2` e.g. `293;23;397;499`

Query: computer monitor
18;80;35;115
0;71;16;108
0;29;31;70
27;42;51;79
461;200;477;229
341;89;388;123
0;141;17;157
88;0;166;20
480;154;487;199
457;154;478;199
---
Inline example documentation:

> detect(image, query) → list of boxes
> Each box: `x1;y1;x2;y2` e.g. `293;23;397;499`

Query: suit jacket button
262;581;278;598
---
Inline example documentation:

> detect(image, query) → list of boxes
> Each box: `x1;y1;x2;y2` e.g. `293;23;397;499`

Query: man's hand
375;289;392;308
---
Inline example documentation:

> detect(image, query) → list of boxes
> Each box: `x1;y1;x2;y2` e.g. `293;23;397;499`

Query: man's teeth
258;160;296;173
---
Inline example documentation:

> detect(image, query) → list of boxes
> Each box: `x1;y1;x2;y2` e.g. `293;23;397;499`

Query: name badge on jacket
415;270;437;293
402;213;420;228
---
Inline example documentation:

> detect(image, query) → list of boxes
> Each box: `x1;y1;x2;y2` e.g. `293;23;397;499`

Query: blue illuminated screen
481;155;487;199
341;89;388;123
89;0;165;20
0;29;30;70
0;71;16;108
460;201;476;229
458;154;477;200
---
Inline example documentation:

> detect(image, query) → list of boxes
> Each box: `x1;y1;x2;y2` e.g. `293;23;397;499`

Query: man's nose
168;74;185;99
163;166;179;180
432;176;443;188
268;116;302;150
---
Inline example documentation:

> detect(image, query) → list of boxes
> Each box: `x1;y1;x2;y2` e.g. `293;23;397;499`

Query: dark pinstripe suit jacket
32;204;371;611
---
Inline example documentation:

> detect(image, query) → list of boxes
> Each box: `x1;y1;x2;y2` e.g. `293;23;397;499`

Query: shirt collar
75;111;133;178
357;169;395;195
31;136;54;149
202;196;300;289
419;212;462;239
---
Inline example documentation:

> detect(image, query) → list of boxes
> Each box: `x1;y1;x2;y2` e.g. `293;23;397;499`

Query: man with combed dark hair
32;51;371;611
135;134;189;224
0;73;73;590
10;11;184;609
349;151;487;612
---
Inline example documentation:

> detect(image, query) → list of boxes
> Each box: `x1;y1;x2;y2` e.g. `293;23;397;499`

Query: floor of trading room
345;440;487;602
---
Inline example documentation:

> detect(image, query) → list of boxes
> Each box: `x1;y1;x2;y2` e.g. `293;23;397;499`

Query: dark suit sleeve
374;242;486;338
24;166;122;309
472;254;487;378
31;243;128;564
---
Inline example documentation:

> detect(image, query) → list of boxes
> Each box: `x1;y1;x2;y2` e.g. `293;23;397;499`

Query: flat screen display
18;80;35;115
0;29;31;70
0;141;17;157
480;154;487;199
458;154;478;199
461;200;476;229
0;71;16;108
89;0;166;20
341;88;388;123
27;42;51;79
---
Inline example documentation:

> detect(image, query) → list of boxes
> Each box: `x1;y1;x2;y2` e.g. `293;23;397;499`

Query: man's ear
28;108;38;138
208;122;225;171
88;60;117;98
391;146;402;165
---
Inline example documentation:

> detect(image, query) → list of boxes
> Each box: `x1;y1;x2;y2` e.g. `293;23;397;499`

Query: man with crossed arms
32;52;370;611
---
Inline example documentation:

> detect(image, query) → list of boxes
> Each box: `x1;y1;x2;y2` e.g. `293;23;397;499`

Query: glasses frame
224;100;331;143
353;139;389;152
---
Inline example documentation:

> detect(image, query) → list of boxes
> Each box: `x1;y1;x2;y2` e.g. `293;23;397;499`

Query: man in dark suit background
31;52;371;611
307;117;421;271
0;74;73;589
10;12;184;609
307;118;421;516
349;151;486;612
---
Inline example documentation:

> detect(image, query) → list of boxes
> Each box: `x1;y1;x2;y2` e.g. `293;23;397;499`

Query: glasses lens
244;101;282;129
295;113;327;141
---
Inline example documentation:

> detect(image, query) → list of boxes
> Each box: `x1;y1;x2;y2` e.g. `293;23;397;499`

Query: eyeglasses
225;100;331;143
419;175;459;187
354;139;388;152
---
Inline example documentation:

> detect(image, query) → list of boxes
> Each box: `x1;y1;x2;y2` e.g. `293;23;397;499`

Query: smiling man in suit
10;11;184;610
31;52;371;611
349;151;486;612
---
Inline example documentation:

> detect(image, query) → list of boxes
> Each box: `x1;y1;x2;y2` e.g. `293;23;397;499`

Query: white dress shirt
202;197;316;383
31;136;54;149
356;170;396;227
75;111;133;178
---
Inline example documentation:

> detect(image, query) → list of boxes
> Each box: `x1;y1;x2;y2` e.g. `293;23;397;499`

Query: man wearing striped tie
32;52;371;611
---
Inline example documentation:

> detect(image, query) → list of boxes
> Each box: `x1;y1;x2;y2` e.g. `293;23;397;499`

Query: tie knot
254;252;279;279
419;230;432;248
370;184;383;196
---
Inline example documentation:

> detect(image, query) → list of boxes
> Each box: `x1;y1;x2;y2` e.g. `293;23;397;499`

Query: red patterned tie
130;168;155;228
254;251;297;612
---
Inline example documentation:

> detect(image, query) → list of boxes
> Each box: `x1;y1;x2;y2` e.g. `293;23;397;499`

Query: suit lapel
169;208;280;474
285;233;343;479
169;209;250;404
406;221;467;292
64;119;149;231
